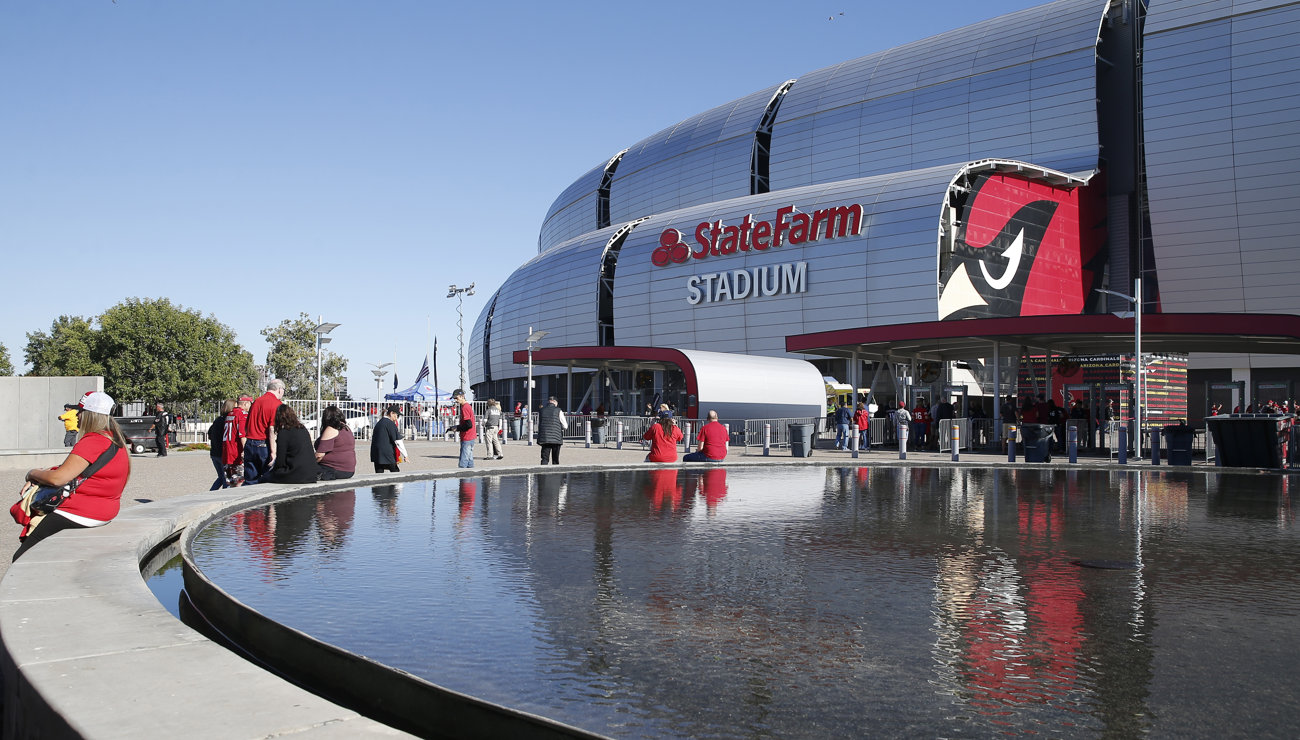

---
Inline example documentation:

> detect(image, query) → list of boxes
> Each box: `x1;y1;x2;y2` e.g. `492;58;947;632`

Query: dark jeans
13;514;90;562
540;443;561;465
683;451;724;462
63;431;77;447
244;439;271;484
155;434;168;456
209;454;226;490
320;466;354;480
374;463;400;473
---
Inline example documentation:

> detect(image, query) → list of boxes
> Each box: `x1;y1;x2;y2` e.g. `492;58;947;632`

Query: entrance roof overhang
785;313;1300;361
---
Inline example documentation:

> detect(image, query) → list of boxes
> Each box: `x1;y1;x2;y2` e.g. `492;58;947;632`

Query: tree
96;298;258;403
24;316;103;377
261;313;347;399
0;342;13;376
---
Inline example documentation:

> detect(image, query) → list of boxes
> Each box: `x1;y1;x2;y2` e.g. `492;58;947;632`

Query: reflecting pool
188;467;1300;738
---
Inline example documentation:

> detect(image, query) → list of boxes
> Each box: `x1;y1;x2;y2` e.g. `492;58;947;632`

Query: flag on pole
393;373;398;391
415;355;430;386
433;338;439;393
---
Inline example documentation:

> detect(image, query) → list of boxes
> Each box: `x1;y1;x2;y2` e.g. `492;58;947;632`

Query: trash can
789;423;814;457
1162;423;1195;466
1206;414;1293;468
1020;423;1056;463
511;417;523;441
591;418;606;444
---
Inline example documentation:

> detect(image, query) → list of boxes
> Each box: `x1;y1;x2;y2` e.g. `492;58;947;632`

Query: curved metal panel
608;84;786;225
537;162;606;253
1143;0;1300;315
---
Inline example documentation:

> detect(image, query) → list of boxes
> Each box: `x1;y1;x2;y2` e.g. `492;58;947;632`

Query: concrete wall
0;377;103;450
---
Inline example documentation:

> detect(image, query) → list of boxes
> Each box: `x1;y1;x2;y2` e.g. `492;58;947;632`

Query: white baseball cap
78;391;115;415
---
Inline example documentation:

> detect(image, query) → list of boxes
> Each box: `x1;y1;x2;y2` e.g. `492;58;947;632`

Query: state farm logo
651;204;863;267
652;229;691;267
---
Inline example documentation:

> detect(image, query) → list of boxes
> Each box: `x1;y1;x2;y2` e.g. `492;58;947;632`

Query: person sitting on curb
684;410;728;462
643;410;684;462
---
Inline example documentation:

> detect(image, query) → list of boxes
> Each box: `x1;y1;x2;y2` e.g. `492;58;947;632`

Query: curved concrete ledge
0;475;417;739
0;457;1256;738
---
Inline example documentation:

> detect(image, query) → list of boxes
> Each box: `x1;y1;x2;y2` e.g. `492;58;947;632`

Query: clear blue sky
1;0;1043;400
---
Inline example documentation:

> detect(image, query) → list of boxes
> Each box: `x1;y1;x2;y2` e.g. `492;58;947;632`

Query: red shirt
223;408;247;464
855;409;871;429
246;392;280;441
458;402;477;441
61;432;129;523
643;422;684;462
697;421;729;460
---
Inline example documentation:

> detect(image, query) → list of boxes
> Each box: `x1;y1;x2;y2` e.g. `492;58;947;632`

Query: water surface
188;468;1300;738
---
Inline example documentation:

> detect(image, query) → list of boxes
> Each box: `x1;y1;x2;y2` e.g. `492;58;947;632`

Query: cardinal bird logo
938;174;1085;320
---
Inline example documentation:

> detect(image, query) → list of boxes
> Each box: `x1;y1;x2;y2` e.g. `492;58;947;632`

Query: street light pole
525;327;549;447
1097;278;1143;457
368;361;393;413
447;283;476;393
314;317;340;425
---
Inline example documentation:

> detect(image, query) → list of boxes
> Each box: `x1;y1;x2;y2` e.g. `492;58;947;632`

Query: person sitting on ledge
683;410;728;462
643;410;684;463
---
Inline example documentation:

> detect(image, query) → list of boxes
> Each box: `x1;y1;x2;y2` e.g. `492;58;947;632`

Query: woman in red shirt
642;411;684;462
16;391;131;561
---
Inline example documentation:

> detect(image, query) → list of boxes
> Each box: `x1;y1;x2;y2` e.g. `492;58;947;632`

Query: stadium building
470;0;1300;427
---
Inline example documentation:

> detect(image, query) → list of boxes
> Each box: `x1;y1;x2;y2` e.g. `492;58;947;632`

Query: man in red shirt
244;379;284;484
684;410;729;462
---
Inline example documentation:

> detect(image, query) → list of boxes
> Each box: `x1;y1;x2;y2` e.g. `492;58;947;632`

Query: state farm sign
652;203;864;267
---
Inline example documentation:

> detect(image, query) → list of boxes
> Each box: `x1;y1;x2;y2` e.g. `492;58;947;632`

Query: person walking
833;402;852;449
482;399;505;460
854;402;872;450
537;396;567;465
222;396;250;487
244;380;285;483
58;404;79;447
894;401;913;448
150;401;171;457
207;401;233;490
370;404;402;473
642;409;684;462
452;389;477;469
683;410;728;462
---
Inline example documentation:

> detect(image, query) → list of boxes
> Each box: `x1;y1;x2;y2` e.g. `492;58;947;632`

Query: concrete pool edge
0;458;1285;737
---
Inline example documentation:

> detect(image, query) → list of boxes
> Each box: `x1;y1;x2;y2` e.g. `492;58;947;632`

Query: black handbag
31;444;120;515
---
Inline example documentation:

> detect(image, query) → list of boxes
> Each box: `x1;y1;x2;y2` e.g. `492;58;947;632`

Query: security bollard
616;421;624;450
898;423;908;460
1118;426;1128;465
850;424;859;459
764;423;771;456
585;419;592;448
724;423;730;453
1150;426;1160;465
1007;425;1017;463
1068;426;1078;464
951;421;960;462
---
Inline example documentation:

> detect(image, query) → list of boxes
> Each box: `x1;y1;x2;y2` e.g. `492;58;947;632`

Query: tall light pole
526;327;549;446
1097;278;1143;457
314;317;340;425
368;361;393;411
447;282;475;393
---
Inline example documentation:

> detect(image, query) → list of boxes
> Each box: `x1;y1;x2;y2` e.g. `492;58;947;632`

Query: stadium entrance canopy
512;346;825;420
785;313;1300;362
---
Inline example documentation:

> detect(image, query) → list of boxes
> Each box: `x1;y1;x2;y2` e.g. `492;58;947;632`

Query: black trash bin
1020;423;1056;463
789;423;814;457
510;417;523;441
1162;423;1195;466
591;418;606;444
1206;414;1294;468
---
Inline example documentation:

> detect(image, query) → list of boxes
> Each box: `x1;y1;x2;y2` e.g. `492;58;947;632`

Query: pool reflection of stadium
189;468;1299;737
